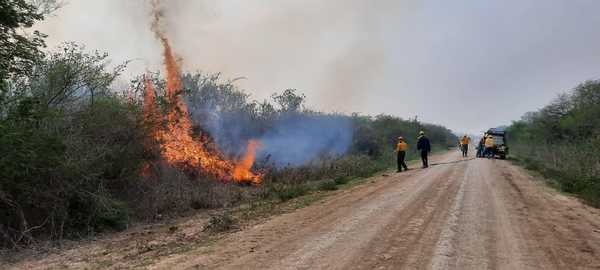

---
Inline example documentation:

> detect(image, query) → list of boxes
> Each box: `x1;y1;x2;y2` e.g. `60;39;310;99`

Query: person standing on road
484;135;496;159
460;135;471;157
396;136;409;172
476;134;486;158
417;131;431;168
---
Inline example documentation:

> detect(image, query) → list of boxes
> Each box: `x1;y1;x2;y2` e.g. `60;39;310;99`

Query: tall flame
143;9;262;184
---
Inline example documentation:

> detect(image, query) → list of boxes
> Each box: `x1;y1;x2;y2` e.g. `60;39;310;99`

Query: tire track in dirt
495;161;600;269
335;158;466;270
215;154;461;270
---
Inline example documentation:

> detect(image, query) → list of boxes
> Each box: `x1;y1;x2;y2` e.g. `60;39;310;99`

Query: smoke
258;114;353;167
145;0;409;111
183;81;353;167
192;109;353;167
141;0;369;167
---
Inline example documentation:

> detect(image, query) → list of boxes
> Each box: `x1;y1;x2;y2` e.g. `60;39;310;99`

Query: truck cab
486;128;509;159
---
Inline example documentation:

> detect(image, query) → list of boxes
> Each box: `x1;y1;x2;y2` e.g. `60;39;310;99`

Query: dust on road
7;151;600;269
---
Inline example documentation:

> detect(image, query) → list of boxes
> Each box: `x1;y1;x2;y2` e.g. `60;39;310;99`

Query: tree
272;89;305;112
0;0;47;94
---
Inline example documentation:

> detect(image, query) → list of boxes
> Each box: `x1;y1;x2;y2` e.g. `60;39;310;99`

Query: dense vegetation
0;1;456;248
507;80;600;206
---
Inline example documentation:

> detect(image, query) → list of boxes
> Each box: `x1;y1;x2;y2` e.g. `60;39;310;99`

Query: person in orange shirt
396;136;409;172
484;135;496;158
460;135;471;157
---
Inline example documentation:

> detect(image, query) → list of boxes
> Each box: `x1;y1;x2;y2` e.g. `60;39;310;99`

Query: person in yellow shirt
396;136;409;172
460;135;471;157
484;135;496;158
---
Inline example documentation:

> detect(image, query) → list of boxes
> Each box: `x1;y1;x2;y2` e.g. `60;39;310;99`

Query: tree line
507;80;600;206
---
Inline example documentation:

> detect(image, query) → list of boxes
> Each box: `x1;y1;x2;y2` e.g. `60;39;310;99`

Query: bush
270;184;310;202
334;176;350;185
581;179;600;207
0;44;142;247
318;180;338;191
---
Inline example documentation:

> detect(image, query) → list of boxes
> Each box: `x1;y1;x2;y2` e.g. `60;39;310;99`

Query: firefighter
396;136;409;172
476;134;486;158
460;135;471;157
484;135;496;158
417;131;431;168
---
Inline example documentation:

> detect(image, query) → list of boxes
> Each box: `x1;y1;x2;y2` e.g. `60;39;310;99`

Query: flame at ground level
233;140;263;184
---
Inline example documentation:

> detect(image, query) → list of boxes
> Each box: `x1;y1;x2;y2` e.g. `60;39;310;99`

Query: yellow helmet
419;131;425;135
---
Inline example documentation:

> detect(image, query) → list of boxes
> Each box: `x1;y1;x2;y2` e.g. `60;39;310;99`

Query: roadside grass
271;184;311;202
203;211;238;233
509;156;600;207
120;153;427;268
318;180;338;191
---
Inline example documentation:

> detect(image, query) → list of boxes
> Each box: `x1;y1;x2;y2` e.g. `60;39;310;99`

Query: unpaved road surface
7;151;600;269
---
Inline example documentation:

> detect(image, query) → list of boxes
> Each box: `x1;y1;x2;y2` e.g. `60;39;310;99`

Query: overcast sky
36;0;600;134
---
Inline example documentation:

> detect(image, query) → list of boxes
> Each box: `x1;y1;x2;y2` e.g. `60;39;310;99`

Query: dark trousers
476;145;483;157
461;144;468;157
420;150;429;168
397;151;408;172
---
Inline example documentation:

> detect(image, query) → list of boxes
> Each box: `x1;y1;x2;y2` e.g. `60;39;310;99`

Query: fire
143;77;158;123
142;26;263;184
233;140;263;184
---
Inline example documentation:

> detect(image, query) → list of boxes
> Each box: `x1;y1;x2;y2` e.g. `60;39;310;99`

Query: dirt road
154;151;600;270
7;151;600;269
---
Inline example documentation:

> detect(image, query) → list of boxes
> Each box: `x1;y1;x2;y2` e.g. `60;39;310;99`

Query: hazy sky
36;0;600;134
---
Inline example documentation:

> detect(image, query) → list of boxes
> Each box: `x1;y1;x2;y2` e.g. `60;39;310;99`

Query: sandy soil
6;151;600;269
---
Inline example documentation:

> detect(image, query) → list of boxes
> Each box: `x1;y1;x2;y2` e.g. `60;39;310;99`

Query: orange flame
143;26;262;184
143;77;158;122
233;140;263;184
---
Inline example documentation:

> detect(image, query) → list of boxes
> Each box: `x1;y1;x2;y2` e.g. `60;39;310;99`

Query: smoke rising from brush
183;75;353;167
147;0;354;167
192;107;353;167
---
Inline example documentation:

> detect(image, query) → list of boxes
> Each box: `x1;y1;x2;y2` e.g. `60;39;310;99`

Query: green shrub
581;179;600;207
270;184;310;202
318;180;338;191
334;176;350;185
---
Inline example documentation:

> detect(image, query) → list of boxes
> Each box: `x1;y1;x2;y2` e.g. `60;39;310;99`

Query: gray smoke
187;100;352;167
257;114;352;167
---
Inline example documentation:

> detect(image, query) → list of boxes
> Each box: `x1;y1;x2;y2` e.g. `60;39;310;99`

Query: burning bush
141;15;262;184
